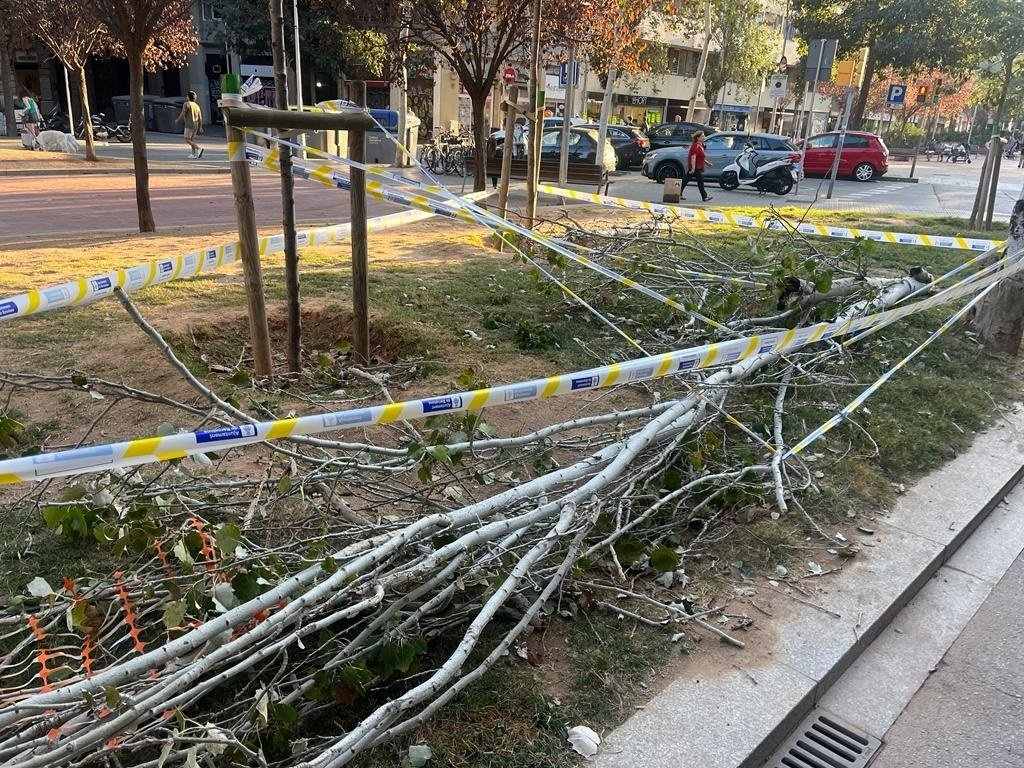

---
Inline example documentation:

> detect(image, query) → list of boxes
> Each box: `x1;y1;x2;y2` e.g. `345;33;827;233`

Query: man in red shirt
682;131;712;202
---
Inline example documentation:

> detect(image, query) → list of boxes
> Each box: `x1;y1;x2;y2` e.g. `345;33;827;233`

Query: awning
712;104;752;114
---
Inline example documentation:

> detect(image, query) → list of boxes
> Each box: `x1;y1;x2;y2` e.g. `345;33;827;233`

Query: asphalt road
3;132;1020;246
584;160;1024;221
0;169;405;245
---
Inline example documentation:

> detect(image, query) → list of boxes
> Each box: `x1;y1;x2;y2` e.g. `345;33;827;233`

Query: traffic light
916;85;929;104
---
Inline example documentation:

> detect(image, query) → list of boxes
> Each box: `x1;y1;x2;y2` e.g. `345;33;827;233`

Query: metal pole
826;87;853;198
797;42;826;193
984;136;1003;230
349;83;370;364
559;49;577;185
525;0;543;228
268;0;302;372
292;0;306;160
63;66;74;135
227;117;274;377
497;85;519;252
751;74;764;134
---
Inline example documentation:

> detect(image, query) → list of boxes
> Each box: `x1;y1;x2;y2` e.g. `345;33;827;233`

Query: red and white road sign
502;65;517;84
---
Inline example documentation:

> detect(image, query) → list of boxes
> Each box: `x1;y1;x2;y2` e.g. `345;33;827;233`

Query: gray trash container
111;95;130;125
364;109;420;165
141;95;159;130
154;97;186;133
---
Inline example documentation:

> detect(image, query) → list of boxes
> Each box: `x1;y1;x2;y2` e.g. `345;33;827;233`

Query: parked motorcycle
718;144;798;195
76;113;131;143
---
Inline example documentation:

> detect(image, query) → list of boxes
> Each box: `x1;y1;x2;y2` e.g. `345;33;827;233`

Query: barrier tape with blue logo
537;184;1005;252
1;254;1015;486
0;189;495;325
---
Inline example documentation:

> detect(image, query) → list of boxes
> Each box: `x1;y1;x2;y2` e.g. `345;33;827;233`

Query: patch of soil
175;305;432;369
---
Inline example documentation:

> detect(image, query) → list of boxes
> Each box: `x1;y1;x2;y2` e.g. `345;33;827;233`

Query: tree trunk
76;65;97;162
993;55;1014;133
850;40;877;129
128;53;155;232
1;37;17;138
470;90;487;192
974;200;1024;354
596;66;618;171
686;0;713;122
268;0;301;372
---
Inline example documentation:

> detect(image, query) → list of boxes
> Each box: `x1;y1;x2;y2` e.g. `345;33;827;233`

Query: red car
800;131;889;181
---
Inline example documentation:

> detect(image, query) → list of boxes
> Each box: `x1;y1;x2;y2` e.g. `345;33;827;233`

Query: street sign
767;74;788;100
558;62;580;87
886;83;907;107
502;65;517;84
805;39;838;83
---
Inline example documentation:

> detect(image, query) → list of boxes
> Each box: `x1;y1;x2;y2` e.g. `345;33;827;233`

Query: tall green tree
970;0;1024;132
701;0;779;116
793;0;982;127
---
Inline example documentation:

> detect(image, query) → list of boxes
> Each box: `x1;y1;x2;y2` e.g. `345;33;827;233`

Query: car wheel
854;162;875;181
719;171;739;191
655;162;684;183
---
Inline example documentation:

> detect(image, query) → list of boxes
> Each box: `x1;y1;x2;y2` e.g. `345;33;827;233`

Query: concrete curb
744;451;1024;768
595;407;1024;768
878;175;920;183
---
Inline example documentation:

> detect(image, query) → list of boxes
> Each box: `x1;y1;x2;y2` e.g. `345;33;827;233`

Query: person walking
681;131;712;202
176;91;204;159
18;91;41;140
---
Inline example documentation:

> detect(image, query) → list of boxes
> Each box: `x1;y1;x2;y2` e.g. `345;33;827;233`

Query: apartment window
667;47;699;77
201;2;222;21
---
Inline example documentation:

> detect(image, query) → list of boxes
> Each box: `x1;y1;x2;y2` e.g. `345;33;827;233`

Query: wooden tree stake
227;118;274;377
349;82;370;364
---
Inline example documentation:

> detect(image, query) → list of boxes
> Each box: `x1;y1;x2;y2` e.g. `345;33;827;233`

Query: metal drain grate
766;708;882;768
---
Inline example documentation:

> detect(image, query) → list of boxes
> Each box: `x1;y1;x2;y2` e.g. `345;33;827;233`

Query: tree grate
766;708;883;768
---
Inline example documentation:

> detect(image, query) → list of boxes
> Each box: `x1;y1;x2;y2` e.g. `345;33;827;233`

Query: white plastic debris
567;725;601;759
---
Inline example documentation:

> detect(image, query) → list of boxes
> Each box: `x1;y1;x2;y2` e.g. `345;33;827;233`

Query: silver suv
642;132;799;183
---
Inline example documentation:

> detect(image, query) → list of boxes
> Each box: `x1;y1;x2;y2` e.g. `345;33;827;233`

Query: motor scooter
718;144;798;195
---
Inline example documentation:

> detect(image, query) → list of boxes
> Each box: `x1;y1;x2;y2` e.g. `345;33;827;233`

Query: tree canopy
700;0;779;112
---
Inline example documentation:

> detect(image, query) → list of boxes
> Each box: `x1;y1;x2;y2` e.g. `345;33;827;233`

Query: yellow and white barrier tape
0;188;495;324
786;281;996;459
2;255;1016;486
538;184;1005;252
246;141;734;331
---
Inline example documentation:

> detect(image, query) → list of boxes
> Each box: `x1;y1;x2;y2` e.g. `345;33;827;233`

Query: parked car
492;116;586;145
579;123;650;169
646;120;714;151
642;132;800;183
799;131;889;181
540;126;618;175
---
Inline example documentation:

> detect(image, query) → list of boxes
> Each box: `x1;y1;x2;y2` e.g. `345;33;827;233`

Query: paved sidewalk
870;550;1024;768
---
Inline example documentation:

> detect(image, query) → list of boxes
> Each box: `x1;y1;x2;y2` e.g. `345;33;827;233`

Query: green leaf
231;570;260;602
163;600;187;629
227;370;251;387
215;522;241;556
424;445;450;462
814;270;834;294
649;547;681;573
321;555;338;575
370;638;427;678
172;539;195;570
104;686;121;710
613;536;645;568
276;475;293;494
60;484;88;501
662;467;682;491
42;505;66;530
70;599;90;630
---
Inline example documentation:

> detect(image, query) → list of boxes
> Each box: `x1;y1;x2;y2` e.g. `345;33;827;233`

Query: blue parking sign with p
887;84;906;106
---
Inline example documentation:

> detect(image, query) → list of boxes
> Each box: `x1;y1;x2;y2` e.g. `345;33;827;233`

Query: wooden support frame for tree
222;105;376;377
